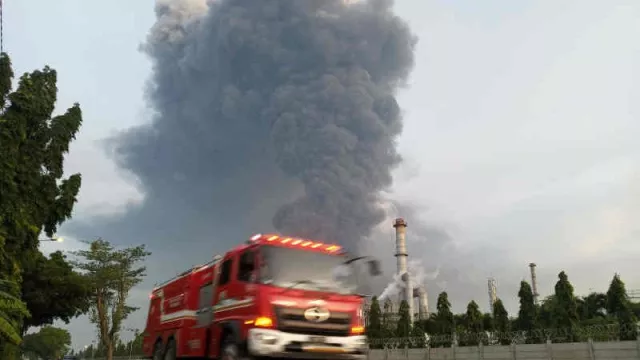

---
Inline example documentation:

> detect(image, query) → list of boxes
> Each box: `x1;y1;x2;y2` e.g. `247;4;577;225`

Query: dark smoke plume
78;0;416;255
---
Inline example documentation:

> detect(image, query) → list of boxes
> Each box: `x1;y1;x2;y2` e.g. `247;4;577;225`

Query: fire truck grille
274;306;352;337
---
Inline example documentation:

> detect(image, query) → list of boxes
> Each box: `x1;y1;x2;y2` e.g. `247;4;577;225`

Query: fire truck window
218;259;232;286
198;283;213;309
238;251;255;282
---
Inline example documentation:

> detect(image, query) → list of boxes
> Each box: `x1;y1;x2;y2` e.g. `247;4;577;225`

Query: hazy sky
9;0;640;349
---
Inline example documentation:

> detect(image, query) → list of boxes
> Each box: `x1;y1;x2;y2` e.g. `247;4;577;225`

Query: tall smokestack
488;277;497;314
529;263;539;305
413;286;429;320
394;218;413;325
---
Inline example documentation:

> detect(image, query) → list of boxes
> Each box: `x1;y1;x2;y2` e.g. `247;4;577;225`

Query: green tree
21;326;71;360
72;239;150;360
381;298;394;338
482;312;494;332
125;329;144;356
516;281;537;331
365;296;382;345
465;301;483;332
538;295;556;328
553;272;579;331
492;299;510;345
21;251;90;331
435;292;454;334
606;274;637;340
461;300;483;346
410;321;426;348
418;313;437;334
0;278;29;346
607;274;630;315
396;300;411;338
577;292;607;322
0;52;83;359
432;292;454;347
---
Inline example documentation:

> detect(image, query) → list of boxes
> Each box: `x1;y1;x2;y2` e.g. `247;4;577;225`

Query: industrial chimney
488;278;497;314
393;218;413;325
529;263;539;305
413;286;429;320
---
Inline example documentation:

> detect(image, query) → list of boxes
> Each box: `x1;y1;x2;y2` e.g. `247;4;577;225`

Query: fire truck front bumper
247;329;367;359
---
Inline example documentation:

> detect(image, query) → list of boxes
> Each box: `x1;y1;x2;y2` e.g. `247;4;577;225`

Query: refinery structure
362;216;633;329
364;218;430;324
364;216;547;325
392;218;429;322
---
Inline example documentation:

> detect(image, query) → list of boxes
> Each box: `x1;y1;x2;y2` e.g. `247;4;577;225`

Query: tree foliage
21;250;91;330
381;298;395;338
465;300;483;333
433;292;454;347
0;278;29;346
0;52;83;359
77;329;144;358
577;292;607;321
492;299;510;345
72;239;150;360
409;322;426;348
0;52;82;254
395;300;411;338
21;326;71;360
435;292;454;335
366;296;382;341
553;271;579;330
461;300;483;346
516;280;537;332
606;274;630;316
606;274;637;340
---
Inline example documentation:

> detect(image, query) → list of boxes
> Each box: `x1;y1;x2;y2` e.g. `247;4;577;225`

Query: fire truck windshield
260;245;358;294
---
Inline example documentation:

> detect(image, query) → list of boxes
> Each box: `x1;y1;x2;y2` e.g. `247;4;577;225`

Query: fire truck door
209;256;235;358
228;249;257;317
196;282;214;327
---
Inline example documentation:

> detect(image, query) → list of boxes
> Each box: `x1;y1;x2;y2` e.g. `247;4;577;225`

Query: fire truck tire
163;338;177;360
152;340;164;360
220;336;241;360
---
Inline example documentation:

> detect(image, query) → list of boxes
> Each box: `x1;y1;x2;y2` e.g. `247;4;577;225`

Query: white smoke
407;259;425;286
378;259;436;302
378;271;406;301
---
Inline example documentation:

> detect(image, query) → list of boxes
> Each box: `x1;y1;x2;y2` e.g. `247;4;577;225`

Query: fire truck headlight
253;332;278;345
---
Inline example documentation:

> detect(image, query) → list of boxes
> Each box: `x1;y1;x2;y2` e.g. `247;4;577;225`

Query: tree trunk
107;342;114;360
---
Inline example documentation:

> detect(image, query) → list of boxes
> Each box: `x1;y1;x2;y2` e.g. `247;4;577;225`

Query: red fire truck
143;233;380;360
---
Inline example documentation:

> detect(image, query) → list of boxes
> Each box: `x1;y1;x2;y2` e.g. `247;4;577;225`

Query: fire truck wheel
164;338;177;360
220;336;241;360
152;340;164;360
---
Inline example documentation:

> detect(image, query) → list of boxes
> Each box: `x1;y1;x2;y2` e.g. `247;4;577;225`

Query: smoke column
110;0;416;250
378;259;426;301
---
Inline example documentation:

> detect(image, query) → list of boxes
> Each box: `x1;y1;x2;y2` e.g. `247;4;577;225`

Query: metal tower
529;263;540;305
488;278;497;314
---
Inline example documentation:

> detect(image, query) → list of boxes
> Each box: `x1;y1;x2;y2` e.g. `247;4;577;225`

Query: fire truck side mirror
367;259;382;276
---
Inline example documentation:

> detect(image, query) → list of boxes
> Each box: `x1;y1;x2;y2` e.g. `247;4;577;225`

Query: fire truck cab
143;234;380;360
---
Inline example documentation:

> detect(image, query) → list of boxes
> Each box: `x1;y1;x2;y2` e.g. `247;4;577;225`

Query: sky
8;0;640;350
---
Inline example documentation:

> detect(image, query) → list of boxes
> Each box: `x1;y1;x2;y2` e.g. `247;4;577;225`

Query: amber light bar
249;234;341;252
